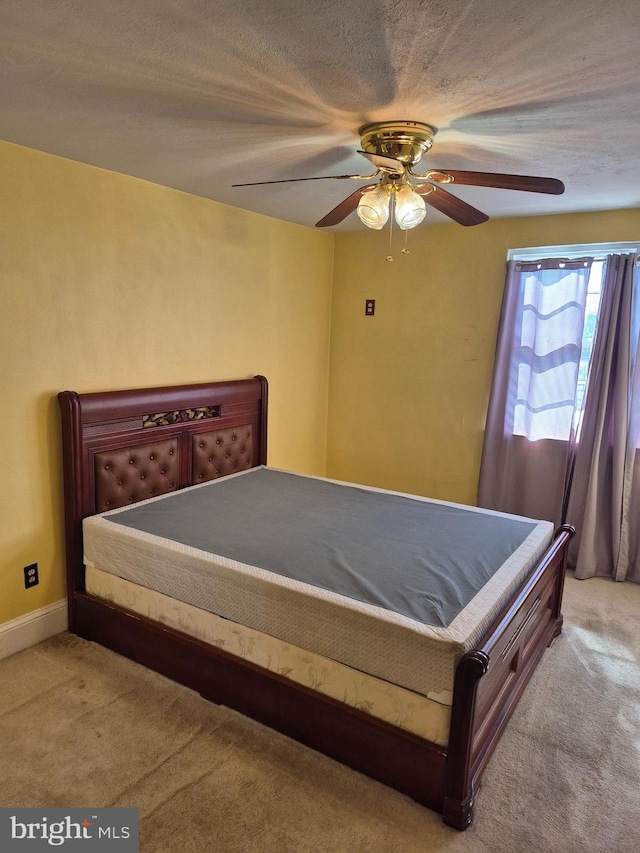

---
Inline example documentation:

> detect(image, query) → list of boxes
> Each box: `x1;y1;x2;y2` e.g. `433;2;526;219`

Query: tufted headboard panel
94;439;180;512
91;425;256;512
59;376;268;628
192;424;253;484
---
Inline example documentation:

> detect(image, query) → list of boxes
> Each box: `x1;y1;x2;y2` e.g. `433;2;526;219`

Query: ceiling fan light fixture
233;119;565;234
357;185;391;229
394;186;426;229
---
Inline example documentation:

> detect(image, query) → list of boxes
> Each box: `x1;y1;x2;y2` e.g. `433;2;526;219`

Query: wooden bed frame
58;375;574;830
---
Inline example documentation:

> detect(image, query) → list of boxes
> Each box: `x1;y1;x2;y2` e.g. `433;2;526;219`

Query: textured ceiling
2;0;639;231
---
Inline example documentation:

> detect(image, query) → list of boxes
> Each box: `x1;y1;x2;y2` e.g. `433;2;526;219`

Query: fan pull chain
386;194;395;262
402;230;410;254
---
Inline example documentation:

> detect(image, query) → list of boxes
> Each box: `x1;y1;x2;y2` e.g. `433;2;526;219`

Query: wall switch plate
24;563;39;588
365;299;376;316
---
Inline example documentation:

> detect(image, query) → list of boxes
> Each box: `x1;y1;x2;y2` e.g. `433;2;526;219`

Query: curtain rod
515;253;640;267
507;242;640;262
514;256;593;267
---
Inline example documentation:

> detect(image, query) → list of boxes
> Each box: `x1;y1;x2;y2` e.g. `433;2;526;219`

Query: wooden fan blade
232;174;361;186
358;150;405;175
315;184;377;227
426;170;565;195
416;185;489;226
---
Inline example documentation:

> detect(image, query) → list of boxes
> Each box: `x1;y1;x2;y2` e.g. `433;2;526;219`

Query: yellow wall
0;141;334;624
327;207;640;505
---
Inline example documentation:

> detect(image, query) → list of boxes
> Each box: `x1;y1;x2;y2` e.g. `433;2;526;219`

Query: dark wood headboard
58;375;268;629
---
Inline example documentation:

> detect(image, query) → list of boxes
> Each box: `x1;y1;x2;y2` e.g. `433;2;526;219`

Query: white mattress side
85;564;452;746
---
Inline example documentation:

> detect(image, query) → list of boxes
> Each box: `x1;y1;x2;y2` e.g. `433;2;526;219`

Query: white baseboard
0;600;68;661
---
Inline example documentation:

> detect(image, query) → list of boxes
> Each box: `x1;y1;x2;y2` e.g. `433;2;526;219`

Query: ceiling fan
232;120;565;230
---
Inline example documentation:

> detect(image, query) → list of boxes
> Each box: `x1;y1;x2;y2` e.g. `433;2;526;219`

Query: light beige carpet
1;574;639;852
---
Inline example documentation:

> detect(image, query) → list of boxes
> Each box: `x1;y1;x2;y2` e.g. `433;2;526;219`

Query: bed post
442;650;489;829
58;390;85;632
550;523;574;641
254;374;268;465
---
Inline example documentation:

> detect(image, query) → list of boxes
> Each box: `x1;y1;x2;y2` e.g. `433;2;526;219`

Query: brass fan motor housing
359;121;437;167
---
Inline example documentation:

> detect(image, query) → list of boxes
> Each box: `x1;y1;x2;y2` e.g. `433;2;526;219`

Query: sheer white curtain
514;260;592;442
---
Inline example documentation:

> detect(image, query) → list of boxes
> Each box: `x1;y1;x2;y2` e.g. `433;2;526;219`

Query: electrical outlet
365;299;376;316
24;563;39;589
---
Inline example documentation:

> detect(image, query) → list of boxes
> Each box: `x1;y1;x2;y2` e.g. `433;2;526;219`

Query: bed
58;375;574;830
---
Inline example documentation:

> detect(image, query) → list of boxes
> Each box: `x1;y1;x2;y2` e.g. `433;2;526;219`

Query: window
506;243;640;442
575;260;605;420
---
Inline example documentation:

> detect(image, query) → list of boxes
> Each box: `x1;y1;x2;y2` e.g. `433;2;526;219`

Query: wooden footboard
444;523;573;828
